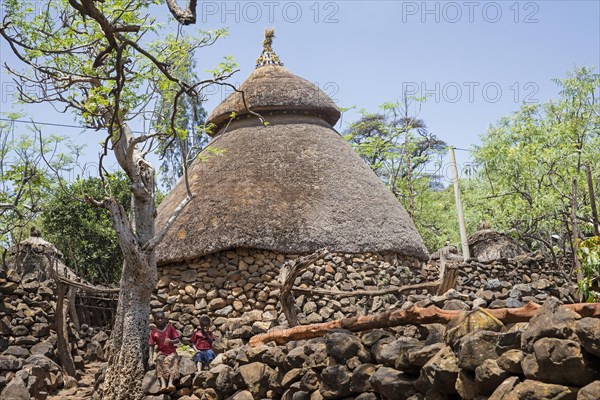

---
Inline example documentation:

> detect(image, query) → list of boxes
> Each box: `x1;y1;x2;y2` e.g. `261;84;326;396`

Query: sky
1;0;599;181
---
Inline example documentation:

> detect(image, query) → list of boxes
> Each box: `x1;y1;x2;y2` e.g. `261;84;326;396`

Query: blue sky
1;1;599;177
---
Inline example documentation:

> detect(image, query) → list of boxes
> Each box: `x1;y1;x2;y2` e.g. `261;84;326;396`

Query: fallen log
249;302;600;347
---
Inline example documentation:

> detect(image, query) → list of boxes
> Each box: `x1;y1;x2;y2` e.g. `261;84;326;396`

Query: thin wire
0;117;147;134
453;147;472;153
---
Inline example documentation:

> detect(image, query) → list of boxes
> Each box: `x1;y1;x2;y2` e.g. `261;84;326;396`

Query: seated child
190;315;216;372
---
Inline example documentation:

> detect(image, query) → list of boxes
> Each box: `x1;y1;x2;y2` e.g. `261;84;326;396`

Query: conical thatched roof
154;32;429;265
207;65;341;132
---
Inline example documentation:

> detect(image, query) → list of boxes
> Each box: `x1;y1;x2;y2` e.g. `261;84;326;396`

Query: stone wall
154;249;423;346
138;297;599;400
0;268;109;399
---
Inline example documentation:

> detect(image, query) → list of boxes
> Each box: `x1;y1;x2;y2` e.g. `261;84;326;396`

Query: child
190;315;216;372
148;311;181;392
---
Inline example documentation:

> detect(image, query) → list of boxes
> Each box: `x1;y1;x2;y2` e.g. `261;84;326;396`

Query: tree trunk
102;269;154;400
279;249;328;327
100;120;158;400
249;302;600;347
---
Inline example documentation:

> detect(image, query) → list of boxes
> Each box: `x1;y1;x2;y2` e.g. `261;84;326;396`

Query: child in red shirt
148;311;181;392
190;315;216;372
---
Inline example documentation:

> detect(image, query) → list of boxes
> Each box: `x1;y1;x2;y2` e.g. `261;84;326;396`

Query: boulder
488;376;520;400
407;343;445;368
522;338;600;386
350;364;376;393
237;362;276;397
455;370;478;400
417;346;459;394
577;381;600;400
371;337;421;368
29;341;53;358
369;367;417;400
179;357;197;376
0;376;30;400
445;309;505;348
520;298;579;352
281;368;304;389
505;379;578;400
0;355;24;371
457;330;501;371
325;330;364;362
142;370;161;394
496;349;524;374
475;359;511;395
3;346;30;358
284;346;310;371
299;369;320;392
575;318;600;357
320;365;352;399
228;390;254;400
468;229;527;262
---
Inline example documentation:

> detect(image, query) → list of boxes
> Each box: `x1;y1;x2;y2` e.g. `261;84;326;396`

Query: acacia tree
1;1;235;398
469;67;600;260
0;115;74;253
152;54;209;190
344;98;448;250
41;173;131;284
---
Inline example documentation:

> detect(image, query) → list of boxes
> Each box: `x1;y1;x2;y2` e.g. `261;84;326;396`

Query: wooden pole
585;163;599;236
249;302;600;347
571;177;583;302
449;146;470;260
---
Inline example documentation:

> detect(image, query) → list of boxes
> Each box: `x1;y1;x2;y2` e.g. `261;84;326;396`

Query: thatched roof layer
155;115;429;265
207;65;341;132
468;229;527;262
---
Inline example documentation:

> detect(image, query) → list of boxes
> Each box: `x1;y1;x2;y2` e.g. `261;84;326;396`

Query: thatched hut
153;32;429;340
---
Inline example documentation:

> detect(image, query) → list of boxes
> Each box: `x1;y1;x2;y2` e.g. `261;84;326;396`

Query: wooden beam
249;302;600;347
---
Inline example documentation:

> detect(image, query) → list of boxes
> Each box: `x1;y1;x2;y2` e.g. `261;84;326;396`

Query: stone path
47;362;102;400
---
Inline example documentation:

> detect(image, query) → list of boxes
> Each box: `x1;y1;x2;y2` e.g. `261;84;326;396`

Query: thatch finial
256;28;283;68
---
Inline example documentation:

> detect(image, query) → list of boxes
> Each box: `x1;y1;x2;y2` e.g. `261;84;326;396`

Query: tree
1;1;236;398
41;173;131;285
468;67;600;263
344;98;448;250
0;115;74;254
152;53;209;190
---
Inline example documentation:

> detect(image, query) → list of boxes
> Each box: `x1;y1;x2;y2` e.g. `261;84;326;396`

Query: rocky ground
131;296;599;400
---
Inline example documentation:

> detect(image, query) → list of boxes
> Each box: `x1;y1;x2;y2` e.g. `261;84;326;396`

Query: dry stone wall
154;249;423;346
0;268;109;400
139;296;599;400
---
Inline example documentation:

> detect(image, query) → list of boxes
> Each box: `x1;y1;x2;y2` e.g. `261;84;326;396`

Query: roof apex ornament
256;28;283;68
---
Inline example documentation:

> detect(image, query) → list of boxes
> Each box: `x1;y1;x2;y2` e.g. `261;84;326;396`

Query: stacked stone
422;253;577;306
0;268;109;399
0;268;62;399
140;297;600;400
153;249;422;344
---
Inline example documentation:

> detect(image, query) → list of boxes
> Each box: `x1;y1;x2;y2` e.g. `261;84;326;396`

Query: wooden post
47;255;77;378
449;146;470;260
586;163;599;237
572;177;583;302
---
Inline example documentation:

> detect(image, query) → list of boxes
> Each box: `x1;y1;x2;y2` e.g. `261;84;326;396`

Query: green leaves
468;66;600;256
41;173;132;284
344;101;448;250
207;55;238;78
577;236;600;302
